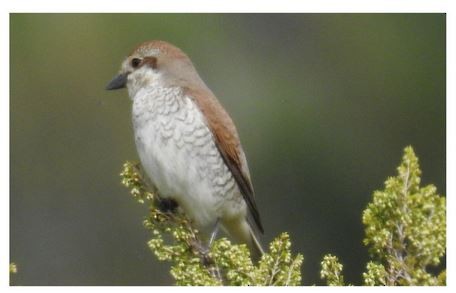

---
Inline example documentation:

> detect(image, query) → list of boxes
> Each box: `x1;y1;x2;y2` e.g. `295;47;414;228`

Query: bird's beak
106;73;128;90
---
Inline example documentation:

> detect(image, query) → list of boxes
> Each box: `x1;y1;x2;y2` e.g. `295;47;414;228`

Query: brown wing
185;87;264;234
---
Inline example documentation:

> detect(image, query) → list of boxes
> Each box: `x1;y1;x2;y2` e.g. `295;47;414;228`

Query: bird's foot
156;197;179;213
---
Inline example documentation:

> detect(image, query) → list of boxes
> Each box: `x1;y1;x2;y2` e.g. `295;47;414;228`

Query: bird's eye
131;58;141;68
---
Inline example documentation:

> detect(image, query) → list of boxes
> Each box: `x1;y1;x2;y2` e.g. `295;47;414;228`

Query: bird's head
106;40;204;97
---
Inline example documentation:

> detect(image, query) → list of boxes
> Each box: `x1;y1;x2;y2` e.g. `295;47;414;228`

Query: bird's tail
223;218;264;262
248;225;264;261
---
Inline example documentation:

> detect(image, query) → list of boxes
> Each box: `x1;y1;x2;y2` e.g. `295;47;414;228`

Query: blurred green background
10;14;445;285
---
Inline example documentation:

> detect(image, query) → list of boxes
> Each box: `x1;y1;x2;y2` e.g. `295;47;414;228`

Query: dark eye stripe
142;57;158;69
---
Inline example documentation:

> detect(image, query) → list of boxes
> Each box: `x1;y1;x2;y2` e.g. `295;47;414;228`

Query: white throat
127;67;164;99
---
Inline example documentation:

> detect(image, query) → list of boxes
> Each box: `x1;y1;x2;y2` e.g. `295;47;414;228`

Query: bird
106;40;264;258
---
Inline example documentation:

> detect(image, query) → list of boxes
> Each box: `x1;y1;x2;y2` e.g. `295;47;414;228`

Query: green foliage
362;146;446;285
10;262;18;286
120;161;303;286
211;233;303;285
10;263;17;274
121;145;445;286
363;261;387;286
320;146;446;286
320;254;346;286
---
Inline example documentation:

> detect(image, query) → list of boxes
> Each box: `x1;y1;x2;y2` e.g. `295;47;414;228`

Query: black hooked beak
106;73;128;90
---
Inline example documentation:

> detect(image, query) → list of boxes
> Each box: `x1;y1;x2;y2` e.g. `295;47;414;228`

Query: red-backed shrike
107;40;263;258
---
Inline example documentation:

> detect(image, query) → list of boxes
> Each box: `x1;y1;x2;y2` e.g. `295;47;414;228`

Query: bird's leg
199;218;222;282
209;218;220;247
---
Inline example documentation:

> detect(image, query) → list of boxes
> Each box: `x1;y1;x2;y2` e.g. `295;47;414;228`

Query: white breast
131;86;244;232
